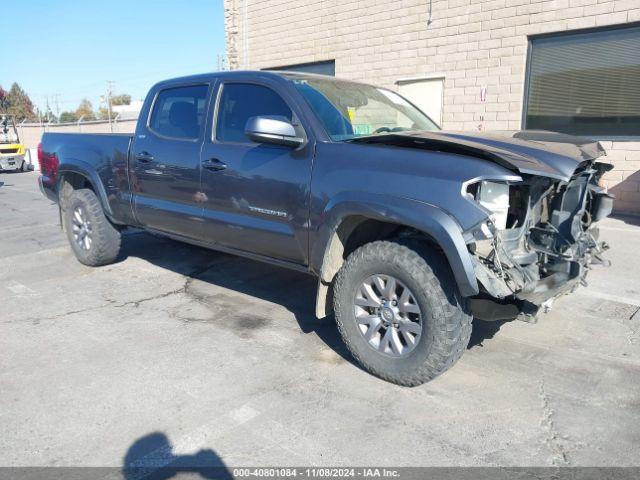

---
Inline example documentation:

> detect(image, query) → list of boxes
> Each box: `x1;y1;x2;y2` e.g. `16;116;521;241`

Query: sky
2;0;225;116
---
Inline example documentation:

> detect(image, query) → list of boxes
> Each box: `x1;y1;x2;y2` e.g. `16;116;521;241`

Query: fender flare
57;159;114;219
312;193;479;312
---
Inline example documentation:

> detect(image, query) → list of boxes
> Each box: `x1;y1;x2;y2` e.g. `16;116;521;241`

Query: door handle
202;158;227;171
135;151;154;163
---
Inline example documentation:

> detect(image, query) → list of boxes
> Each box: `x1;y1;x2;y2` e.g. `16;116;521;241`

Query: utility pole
44;95;51;123
105;81;115;132
52;94;61;119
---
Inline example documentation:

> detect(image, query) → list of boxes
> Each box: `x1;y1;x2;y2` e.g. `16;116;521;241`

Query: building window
524;25;640;138
267;60;335;76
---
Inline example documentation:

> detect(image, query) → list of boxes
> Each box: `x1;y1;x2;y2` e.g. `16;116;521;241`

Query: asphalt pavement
2;171;640;469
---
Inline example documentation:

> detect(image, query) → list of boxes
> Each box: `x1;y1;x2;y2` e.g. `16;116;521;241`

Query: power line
34;60;220;98
29;58;223;112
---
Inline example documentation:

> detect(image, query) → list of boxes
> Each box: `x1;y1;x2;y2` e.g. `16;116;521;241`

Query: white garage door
398;77;444;127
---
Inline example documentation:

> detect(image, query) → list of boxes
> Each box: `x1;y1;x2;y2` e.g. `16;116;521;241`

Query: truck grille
0;148;19;154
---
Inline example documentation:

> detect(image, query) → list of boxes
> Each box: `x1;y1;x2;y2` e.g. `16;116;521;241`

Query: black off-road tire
333;240;472;386
63;188;121;266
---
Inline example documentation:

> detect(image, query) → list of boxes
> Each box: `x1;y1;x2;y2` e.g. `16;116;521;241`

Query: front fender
311;192;479;297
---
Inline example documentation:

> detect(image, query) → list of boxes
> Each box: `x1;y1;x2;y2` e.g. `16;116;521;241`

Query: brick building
223;0;640;214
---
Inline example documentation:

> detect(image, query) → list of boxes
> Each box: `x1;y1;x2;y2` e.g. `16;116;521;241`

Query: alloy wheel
353;274;423;357
71;206;93;251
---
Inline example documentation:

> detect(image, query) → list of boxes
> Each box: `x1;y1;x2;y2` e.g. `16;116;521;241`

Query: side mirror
244;116;304;148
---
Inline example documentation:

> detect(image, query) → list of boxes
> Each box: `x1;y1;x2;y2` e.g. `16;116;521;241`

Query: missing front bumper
470;231;610;322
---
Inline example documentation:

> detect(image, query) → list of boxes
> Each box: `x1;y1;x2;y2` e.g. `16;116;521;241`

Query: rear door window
215;83;293;143
149;85;209;140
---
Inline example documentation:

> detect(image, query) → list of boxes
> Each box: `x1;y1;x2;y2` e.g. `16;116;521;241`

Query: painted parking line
575;289;640;307
599;225;640;234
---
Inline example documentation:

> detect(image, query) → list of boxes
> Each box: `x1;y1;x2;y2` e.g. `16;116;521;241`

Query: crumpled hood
352;130;606;181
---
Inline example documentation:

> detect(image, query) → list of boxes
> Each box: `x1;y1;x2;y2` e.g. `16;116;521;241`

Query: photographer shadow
123;432;233;480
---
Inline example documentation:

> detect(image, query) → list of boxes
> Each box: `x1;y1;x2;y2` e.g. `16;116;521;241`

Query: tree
75;98;95;121
111;94;131;106
59;111;77;123
0;86;8;111
0;83;36;121
98;107;112;120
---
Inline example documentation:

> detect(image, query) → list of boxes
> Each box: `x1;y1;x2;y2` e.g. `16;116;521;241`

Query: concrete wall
18;119;138;150
224;0;640;214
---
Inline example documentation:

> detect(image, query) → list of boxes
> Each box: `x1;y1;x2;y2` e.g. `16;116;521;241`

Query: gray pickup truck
38;71;613;385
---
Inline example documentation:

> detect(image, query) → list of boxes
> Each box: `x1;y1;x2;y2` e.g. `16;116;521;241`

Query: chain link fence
17;116;138;150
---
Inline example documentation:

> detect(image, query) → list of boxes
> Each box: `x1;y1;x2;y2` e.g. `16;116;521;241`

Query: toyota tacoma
38;71;613;385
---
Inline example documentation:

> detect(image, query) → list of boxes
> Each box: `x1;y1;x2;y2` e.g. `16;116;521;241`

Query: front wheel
333;240;472;386
63;188;121;266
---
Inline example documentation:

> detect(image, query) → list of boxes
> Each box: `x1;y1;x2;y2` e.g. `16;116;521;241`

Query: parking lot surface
2;171;640;468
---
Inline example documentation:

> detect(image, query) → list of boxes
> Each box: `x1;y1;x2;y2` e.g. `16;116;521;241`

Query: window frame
146;82;211;142
522;22;640;141
211;80;307;147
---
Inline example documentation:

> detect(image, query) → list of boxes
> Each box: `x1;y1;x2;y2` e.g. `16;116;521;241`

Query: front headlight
477;181;510;230
464;179;520;231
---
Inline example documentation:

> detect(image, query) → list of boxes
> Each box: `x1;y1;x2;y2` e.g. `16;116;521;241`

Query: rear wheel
20;160;28;172
63;188;121;266
333;240;472;386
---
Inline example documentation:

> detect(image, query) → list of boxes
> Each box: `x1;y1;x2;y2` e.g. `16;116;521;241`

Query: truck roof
152;70;371;89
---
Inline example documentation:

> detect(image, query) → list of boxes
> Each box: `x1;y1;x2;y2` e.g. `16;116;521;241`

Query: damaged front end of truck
464;153;614;322
347;129;614;322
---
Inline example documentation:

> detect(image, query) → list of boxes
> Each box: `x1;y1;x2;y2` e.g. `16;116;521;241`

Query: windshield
291;77;439;141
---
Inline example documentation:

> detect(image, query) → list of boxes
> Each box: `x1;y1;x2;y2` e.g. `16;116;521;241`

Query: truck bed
39;132;134;223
